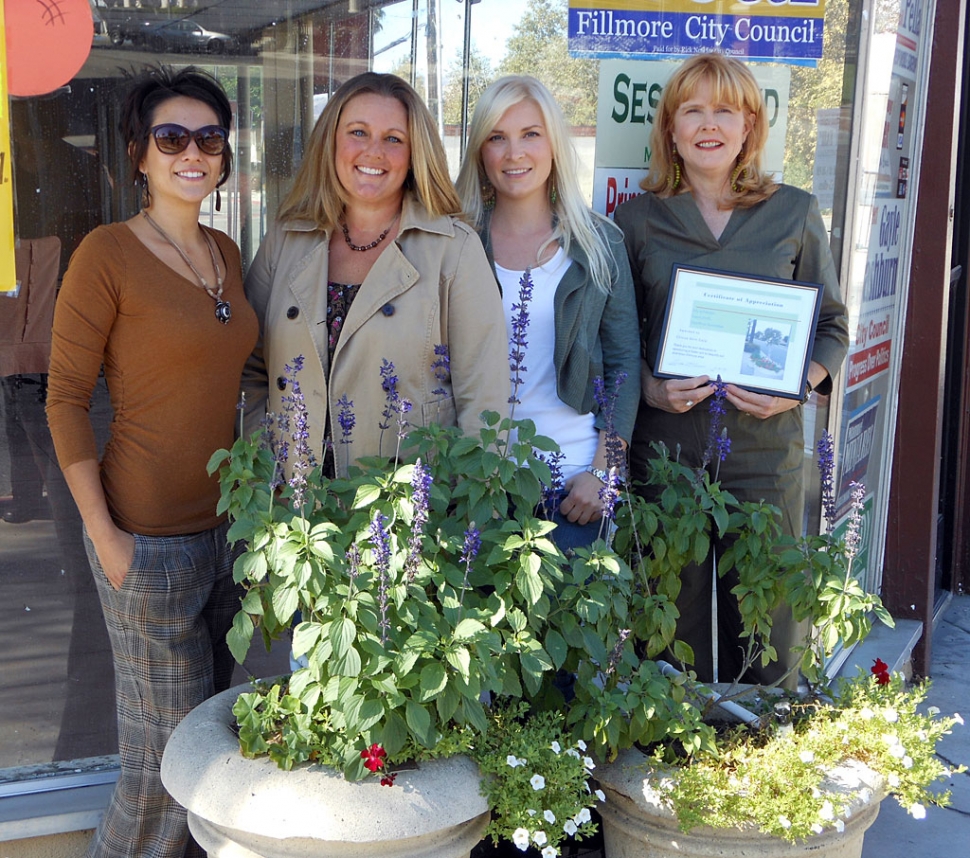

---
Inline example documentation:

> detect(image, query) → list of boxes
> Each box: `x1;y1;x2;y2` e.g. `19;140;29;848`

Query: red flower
871;658;891;685
380;772;398;787
361;743;387;773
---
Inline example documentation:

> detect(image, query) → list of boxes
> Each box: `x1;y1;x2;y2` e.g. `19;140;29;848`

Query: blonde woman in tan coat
243;73;509;472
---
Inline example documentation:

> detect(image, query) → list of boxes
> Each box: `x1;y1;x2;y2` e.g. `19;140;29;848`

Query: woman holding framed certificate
614;53;849;687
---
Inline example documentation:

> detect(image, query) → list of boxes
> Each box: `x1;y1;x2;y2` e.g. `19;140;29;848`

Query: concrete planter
160;684;490;858
596;747;884;858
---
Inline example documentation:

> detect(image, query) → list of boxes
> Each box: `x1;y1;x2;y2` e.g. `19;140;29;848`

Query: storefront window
0;0;919;793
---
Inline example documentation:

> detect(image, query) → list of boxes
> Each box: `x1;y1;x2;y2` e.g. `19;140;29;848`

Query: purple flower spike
281;356;317;511
817;431;836;528
378;359;399;431
700;376;730;470
845;481;865;560
336;394;356;445
508;269;534;405
404;460;432;583
540;450;566;516
431;344;451;397
369;511;392;643
606;629;631;676
458;527;481;605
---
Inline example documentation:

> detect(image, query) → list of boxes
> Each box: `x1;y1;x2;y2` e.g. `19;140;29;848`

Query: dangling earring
668;145;681;192
549;176;558;207
139;172;151;209
731;157;745;193
215;188;222;212
481;176;496;211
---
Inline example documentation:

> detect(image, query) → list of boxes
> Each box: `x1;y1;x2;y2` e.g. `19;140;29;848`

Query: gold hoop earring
668;146;681;192
481;176;496;211
731;161;745;193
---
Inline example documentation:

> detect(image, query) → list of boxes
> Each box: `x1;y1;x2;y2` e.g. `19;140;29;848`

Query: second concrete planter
596;747;884;858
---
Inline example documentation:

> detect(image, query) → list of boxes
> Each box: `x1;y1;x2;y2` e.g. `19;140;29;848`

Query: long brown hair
642;53;777;207
278;73;461;229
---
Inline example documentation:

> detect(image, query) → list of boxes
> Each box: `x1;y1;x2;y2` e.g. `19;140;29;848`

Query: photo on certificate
655;265;824;399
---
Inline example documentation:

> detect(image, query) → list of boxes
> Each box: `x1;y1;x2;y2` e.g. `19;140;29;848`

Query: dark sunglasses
149;123;230;156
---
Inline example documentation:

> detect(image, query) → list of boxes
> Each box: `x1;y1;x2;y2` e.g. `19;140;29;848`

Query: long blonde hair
278;72;461;228
456;75;621;294
643;53;777;207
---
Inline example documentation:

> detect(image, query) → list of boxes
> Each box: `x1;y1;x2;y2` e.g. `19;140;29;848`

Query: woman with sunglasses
47;66;257;858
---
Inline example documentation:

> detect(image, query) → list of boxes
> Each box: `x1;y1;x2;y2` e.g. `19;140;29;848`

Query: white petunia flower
527;809;537;817
574;807;592;825
512;828;530;851
544;810;556;824
563;819;578;836
916;730;928;742
530;774;546;791
541;847;557;858
911;803;927;820
550;741;561;754
883;707;899;723
566;748;581;759
577;739;587;751
835;819;845;833
583;756;595;770
811;824;824;835
903;756;914;769
888;773;901;787
595;789;607;802
811;788;821;799
779;816;792;830
955;713;964;725
507;755;522;768
859;789;872;804
928;706;941;717
800;750;815;764
889;743;906;759
819;801;834;821
859;707;875;720
533;831;547;847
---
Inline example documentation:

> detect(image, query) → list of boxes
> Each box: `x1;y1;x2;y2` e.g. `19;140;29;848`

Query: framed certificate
655;265;824;400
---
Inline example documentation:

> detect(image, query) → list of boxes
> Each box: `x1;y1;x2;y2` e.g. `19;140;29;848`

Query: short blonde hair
643;53;777;206
456;75;621;294
278;72;461;228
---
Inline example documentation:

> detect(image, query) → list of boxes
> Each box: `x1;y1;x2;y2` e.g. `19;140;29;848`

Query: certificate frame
655;264;824;400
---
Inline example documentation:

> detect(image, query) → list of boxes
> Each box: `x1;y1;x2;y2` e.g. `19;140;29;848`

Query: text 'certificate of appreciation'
655;265;824;400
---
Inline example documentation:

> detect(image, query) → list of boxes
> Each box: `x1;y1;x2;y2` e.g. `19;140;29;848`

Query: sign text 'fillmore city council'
568;0;827;63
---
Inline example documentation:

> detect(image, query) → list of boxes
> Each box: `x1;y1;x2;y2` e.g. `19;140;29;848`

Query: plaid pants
84;522;241;858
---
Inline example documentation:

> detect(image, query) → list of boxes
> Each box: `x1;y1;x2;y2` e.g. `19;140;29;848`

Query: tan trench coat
242;194;510;474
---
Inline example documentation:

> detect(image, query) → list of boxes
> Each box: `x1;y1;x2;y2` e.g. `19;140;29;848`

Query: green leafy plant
211;330;961;851
209;349;631;853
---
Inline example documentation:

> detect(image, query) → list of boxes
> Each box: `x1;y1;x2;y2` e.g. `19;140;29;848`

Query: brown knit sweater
47;222;258;536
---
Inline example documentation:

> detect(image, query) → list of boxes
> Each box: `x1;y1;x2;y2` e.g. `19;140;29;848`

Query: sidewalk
860;593;970;857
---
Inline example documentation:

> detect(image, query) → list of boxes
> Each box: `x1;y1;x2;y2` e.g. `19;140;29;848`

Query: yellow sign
0;0;15;296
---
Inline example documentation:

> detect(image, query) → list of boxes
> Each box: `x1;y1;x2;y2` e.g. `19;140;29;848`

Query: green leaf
227;611;254;663
405;699;433;745
453;618;486;641
445;646;471;681
419;662;448;699
544;629;568;669
352;483;382;509
330;617;356;658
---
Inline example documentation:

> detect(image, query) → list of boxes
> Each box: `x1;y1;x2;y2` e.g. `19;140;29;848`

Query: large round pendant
215;300;232;325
